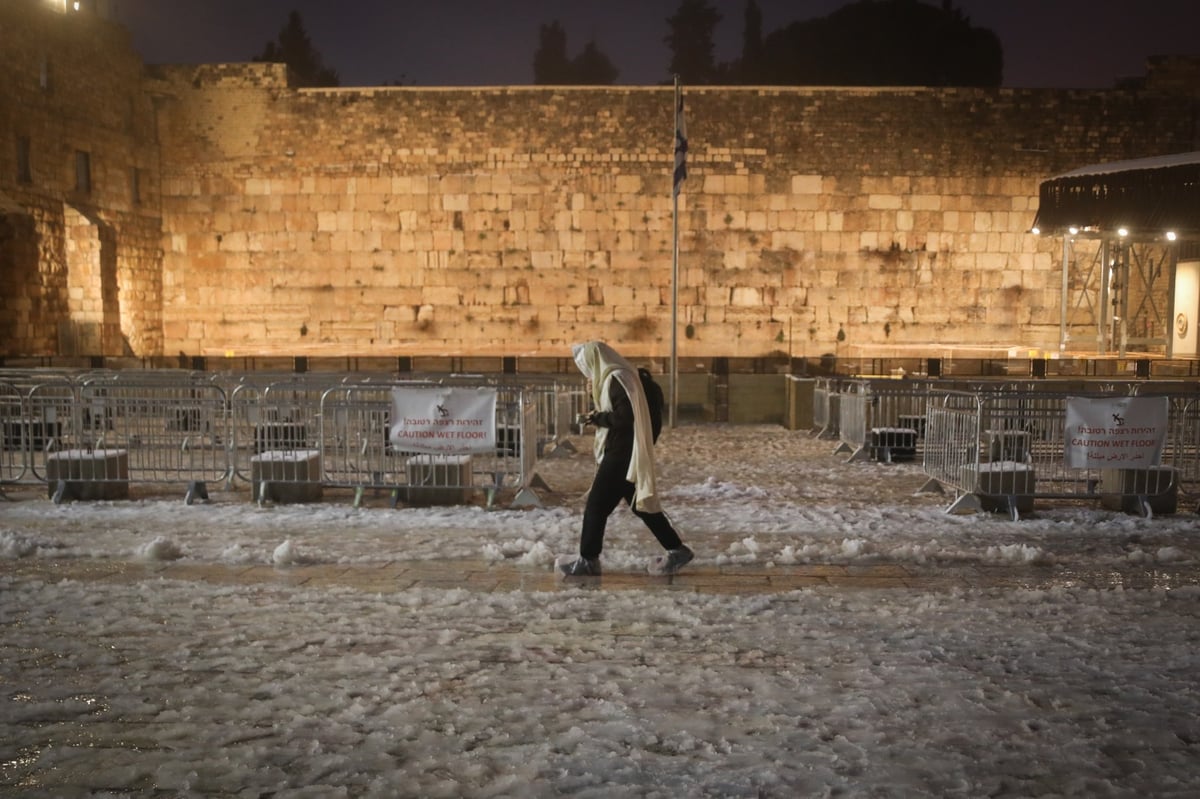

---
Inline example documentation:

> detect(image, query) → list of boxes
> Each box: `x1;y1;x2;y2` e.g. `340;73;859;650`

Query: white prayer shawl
572;341;662;514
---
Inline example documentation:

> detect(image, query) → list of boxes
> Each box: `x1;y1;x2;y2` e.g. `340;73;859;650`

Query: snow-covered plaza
3;424;1199;797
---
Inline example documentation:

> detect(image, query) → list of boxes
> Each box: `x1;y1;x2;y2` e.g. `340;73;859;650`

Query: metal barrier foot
916;478;944;495
510;486;542;508
51;480;74;505
945;493;981;515
185;481;209;505
1137;496;1153;520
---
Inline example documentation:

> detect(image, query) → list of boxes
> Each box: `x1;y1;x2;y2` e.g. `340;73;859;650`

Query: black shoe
650;545;694;575
557;555;601;577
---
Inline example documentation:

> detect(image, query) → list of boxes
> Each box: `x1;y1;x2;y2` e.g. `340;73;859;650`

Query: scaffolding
1034;152;1200;358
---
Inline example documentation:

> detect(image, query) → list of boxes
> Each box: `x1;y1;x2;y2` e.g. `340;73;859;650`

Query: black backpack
638;367;664;442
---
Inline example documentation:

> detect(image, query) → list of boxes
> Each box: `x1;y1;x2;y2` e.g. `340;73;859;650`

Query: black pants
580;449;682;560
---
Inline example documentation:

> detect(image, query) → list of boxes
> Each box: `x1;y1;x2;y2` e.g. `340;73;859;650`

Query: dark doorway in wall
0;207;41;353
59;203;122;356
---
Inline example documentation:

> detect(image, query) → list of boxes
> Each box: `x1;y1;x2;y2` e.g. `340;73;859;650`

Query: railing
922;386;1200;520
0;370;574;507
821;377;1198;519
316;383;541;508
834;379;941;462
812;377;841;439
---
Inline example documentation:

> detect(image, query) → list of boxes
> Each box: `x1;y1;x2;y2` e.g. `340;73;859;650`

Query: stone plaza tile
5;557;1200;595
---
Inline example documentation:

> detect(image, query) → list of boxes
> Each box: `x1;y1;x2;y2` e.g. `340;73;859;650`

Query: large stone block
785;377;815;431
250;449;323;504
405;454;472;506
961;463;1036;514
727;374;785;425
45;449;129;501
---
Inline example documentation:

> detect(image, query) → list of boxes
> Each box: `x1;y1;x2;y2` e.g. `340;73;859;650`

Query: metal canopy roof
1032;151;1200;239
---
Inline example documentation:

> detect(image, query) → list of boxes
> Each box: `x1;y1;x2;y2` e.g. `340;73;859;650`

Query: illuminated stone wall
0;0;162;357
149;68;1196;360
2;0;1197;361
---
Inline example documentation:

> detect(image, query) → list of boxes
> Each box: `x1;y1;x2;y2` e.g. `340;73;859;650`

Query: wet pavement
6;556;1197;594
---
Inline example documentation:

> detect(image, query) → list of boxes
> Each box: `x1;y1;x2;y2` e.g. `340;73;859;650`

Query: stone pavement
6;556;1198;594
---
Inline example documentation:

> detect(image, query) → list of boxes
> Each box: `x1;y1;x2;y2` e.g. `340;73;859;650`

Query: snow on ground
3;425;1200;796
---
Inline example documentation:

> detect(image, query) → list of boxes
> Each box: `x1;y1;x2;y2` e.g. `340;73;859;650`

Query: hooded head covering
571;341;661;513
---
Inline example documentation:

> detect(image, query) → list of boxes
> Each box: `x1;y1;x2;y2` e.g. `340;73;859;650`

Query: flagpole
670;76;683;429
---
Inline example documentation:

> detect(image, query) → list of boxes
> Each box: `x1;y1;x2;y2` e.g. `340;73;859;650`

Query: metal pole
1099;238;1110;354
1059;236;1069;352
1166;242;1179;358
1113;241;1123;355
670;77;681;429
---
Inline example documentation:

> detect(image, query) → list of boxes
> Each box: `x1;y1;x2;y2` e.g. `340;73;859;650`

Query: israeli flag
673;89;687;197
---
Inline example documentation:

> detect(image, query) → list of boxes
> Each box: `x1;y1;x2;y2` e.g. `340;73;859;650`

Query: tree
665;0;722;84
253;10;340;88
737;0;766;84
533;21;573;84
532;21;619;84
572;40;620;85
758;0;1002;87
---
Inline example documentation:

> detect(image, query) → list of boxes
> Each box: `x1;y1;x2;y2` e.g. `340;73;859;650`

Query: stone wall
0;0;162;357
3;1;1198;362
149;68;1198;360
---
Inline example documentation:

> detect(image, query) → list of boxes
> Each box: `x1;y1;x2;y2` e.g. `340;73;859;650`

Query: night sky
106;0;1200;89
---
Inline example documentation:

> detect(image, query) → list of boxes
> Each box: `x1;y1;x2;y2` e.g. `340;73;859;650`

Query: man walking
557;341;694;577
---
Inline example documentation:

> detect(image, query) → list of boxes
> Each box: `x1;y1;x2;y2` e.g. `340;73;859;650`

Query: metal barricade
319;384;400;498
76;375;229;503
1;374;78;490
812;377;840;438
228;379;328;490
835;379;938;463
537;375;588;442
922;390;987;513
0;381;29;487
317;383;543;508
25;381;81;490
1172;397;1200;503
836;382;869;460
923;385;1199;520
